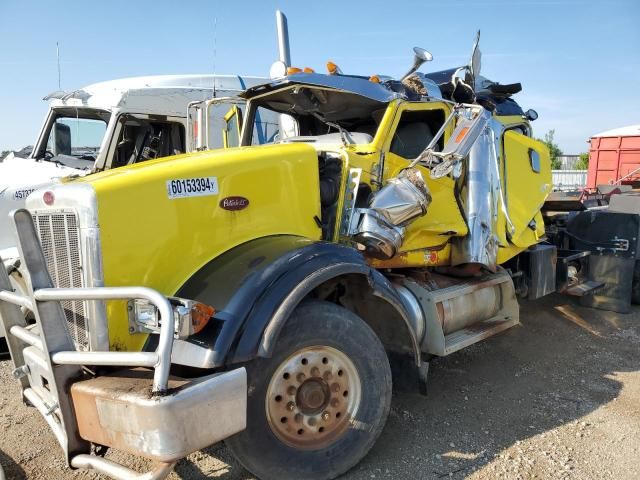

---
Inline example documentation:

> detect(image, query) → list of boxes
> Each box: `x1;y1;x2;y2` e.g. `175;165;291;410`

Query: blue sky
0;0;638;153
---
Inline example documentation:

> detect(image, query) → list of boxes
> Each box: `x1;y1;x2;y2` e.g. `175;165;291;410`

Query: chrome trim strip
52;350;158;367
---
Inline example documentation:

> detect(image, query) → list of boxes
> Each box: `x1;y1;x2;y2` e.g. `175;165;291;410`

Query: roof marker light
326;61;342;75
286;67;302;75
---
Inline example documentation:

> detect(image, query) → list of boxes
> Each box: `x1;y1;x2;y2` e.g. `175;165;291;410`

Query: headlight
128;297;215;339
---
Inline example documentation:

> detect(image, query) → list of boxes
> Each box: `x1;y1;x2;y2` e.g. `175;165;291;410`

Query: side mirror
413;47;433;63
524;109;538;121
53;121;72;156
400;47;433;81
469;30;481;82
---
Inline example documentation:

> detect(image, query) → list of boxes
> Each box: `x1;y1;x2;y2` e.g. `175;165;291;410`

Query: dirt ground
0;293;638;480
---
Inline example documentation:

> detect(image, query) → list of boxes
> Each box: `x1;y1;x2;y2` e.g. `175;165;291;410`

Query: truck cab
236;72;549;266
0;48;555;480
0;74;267;307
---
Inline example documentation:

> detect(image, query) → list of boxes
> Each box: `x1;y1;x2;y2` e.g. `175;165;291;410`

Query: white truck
0;74;267;300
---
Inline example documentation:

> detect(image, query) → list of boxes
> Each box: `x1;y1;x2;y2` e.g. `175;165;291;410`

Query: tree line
538;130;589;170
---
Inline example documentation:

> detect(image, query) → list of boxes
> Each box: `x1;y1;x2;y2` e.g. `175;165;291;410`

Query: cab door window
40;113;109;169
388;109;445;160
113;116;185;168
250;107;281;145
205;101;245;149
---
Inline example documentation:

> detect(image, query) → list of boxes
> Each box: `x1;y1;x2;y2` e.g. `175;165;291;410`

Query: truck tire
225;300;392;480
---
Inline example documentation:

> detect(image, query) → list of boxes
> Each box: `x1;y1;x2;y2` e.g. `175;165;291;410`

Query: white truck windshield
38;109;110;169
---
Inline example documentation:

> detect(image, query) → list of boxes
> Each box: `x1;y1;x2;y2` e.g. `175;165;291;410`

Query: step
564;280;605;297
443;316;519;356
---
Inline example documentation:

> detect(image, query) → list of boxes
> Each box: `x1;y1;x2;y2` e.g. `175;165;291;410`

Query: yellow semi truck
1;42;565;480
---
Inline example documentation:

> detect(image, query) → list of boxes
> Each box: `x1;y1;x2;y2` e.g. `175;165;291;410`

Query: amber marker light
455;127;470;143
191;302;216;334
369;75;381;83
303;67;315;73
287;67;303;75
326;61;341;75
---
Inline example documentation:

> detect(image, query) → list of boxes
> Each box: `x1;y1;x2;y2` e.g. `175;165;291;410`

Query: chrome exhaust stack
351;168;431;259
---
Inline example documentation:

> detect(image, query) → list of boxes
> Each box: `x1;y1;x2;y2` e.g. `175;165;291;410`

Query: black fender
176;235;421;368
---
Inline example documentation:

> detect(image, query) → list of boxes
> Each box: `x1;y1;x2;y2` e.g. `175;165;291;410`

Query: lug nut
323;371;333;380
287;402;296;411
287;386;297;395
311;367;320;377
296;373;306;383
321;411;330;421
331;398;340;408
331;382;340;392
294;413;303;423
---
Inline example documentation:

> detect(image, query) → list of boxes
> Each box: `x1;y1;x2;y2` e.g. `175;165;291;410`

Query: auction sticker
166;177;218;199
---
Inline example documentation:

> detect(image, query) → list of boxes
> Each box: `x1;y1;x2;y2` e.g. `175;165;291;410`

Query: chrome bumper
0;209;247;480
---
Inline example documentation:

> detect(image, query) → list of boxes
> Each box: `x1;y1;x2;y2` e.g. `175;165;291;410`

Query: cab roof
241;73;402;104
43;74;268;115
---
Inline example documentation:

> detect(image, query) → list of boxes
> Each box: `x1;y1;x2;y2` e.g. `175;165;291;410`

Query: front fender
174;235;420;368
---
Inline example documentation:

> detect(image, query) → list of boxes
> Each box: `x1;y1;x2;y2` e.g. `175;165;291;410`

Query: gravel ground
0;293;638;479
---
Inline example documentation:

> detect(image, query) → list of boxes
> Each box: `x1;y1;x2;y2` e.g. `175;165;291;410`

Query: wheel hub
296;379;330;414
266;345;361;450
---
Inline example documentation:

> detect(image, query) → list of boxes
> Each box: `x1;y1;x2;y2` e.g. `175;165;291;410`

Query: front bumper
0;209;246;479
71;368;246;463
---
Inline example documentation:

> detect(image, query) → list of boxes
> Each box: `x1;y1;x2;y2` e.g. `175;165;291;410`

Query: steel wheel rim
265;345;362;450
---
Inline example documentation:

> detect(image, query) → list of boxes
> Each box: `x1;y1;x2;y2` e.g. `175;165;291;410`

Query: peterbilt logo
220;196;249;211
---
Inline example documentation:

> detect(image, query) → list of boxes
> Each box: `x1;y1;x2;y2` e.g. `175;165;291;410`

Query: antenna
212;17;217;97
56;41;61;90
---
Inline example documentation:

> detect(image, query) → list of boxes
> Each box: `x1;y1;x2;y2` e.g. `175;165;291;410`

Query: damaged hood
0;155;87;255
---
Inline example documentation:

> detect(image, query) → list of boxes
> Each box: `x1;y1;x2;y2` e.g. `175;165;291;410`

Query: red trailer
587;125;640;188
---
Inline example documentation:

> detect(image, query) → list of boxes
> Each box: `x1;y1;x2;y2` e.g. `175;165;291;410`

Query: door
381;102;467;252
502;130;551;247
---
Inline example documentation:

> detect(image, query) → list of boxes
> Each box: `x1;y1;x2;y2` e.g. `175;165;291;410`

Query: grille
33;211;89;350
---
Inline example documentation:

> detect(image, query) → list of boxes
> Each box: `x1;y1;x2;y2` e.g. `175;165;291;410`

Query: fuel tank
398;269;519;356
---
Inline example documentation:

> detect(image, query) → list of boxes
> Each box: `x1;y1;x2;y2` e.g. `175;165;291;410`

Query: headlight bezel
127;297;214;339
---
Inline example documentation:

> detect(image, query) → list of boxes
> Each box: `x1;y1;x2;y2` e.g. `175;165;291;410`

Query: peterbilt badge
220;196;249;211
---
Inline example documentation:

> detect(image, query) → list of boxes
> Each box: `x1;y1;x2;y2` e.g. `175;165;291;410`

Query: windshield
242;86;386;146
37;108;110;169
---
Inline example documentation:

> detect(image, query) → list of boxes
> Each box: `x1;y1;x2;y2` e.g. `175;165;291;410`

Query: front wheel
226;300;392;480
